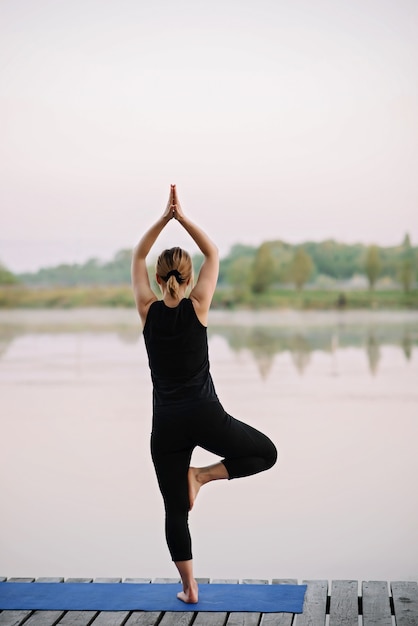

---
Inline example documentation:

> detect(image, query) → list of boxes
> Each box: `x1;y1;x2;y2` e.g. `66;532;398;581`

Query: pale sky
1;0;417;272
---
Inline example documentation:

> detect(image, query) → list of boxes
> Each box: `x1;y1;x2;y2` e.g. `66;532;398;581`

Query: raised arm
172;187;219;324
131;186;175;324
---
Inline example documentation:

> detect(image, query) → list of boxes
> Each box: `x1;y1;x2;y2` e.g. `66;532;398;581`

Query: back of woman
143;298;218;408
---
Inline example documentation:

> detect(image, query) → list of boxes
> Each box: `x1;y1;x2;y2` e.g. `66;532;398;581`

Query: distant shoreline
1;284;417;312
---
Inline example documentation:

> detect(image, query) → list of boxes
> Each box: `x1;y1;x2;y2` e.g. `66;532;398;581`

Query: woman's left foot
177;580;199;603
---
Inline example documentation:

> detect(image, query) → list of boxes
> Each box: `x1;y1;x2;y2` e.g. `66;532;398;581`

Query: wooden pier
1;577;418;626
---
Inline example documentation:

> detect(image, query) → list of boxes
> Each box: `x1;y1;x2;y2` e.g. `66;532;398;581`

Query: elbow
209;243;219;259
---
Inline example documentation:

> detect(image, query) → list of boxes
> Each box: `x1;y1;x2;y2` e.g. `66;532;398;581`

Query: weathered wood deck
1;577;418;626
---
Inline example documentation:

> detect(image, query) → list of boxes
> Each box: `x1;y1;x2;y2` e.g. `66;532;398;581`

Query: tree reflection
330;332;339;376
366;331;381;375
208;326;284;379
0;327;23;359
0;315;417;380
290;334;311;375
246;329;280;379
402;332;412;361
209;322;417;379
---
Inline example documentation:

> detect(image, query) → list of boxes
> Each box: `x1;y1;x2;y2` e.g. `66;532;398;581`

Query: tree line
219;234;416;294
1;234;416;294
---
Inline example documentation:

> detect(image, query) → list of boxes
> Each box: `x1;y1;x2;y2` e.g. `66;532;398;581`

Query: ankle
195;469;206;486
185;578;197;589
196;462;229;485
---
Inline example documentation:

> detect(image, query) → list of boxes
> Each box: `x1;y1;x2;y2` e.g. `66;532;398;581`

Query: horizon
5;230;414;276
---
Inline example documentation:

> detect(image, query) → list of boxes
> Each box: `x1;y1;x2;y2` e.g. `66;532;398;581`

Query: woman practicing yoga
131;185;277;603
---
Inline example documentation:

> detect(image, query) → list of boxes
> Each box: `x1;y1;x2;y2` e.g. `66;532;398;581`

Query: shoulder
141;298;160;328
189;296;208;328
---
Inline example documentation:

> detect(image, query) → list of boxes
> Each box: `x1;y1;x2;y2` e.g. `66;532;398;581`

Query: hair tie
164;269;184;284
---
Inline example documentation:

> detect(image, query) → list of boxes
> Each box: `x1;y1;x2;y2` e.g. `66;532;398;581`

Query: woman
131;185;277;603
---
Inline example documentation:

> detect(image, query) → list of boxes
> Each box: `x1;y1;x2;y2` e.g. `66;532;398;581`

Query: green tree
398;233;415;293
226;256;253;298
289;248;314;291
0;263;18;285
402;233;412;248
219;244;256;285
250;243;276;294
365;245;381;291
303;240;363;279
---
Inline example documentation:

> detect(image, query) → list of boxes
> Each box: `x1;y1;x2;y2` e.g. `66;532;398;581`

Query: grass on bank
0;285;134;309
0;284;417;310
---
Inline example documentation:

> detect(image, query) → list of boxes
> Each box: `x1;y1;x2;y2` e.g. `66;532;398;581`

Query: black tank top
143;298;218;409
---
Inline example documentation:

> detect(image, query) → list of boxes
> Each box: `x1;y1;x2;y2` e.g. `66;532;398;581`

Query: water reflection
366;332;381;376
290;334;311;375
402;332;413;361
0;311;417;378
208;322;417;377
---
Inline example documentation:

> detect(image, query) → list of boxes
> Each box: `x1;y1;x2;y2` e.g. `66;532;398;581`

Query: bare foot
188;462;229;510
177;580;199;604
188;467;201;511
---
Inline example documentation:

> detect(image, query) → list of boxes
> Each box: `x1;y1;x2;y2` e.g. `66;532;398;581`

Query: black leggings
150;400;277;562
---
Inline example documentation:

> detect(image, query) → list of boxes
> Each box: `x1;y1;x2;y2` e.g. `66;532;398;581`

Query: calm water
1;308;417;582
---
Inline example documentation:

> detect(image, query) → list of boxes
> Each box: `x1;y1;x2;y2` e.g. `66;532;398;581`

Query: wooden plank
211;580;239;585
271;579;298;585
123;579;152;584
362;581;392;626
294;580;328;626
120;578;154;625
153;579;179;584
36;578;64;583
6;579;35;584
242;579;268;585
22;611;65;626
158;612;195;626
89;611;130;626
391;581;418;626
93;579;122;584
56;611;98;626
64;579;93;584
0;611;33;626
260;580;298;626
328;580;358;626
193;611;228;626
260;613;295;626
226;613;260;626
124;612;162;626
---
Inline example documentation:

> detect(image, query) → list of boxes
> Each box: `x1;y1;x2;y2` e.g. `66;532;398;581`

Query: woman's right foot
188;462;230;510
188;467;201;511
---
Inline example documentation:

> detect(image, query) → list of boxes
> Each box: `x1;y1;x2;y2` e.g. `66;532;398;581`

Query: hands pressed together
132;182;218;324
163;184;184;222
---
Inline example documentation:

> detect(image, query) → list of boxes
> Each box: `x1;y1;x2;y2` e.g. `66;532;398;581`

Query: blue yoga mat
0;582;306;613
